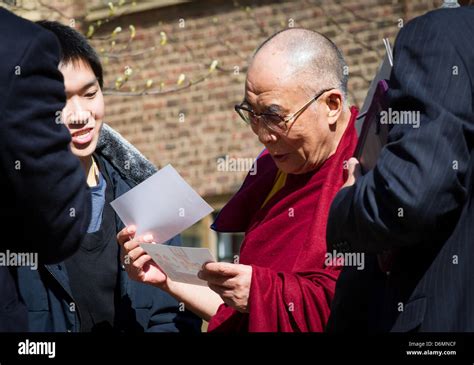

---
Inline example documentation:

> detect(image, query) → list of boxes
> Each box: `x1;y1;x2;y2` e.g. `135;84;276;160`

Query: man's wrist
160;276;173;292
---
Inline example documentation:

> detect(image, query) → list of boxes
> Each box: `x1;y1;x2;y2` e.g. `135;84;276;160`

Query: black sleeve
0;26;91;263
327;12;474;253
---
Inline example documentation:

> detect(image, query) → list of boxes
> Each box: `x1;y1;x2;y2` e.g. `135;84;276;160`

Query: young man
16;21;201;333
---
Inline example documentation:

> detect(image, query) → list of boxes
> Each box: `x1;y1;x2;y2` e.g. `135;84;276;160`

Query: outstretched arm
117;226;223;321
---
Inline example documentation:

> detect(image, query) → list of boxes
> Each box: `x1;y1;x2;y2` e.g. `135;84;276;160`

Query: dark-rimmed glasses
234;87;334;134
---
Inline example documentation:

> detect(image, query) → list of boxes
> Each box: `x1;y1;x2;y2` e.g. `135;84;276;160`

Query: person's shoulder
0;8;60;78
403;7;473;34
0;8;50;44
425;6;473;25
0;7;31;30
0;8;64;126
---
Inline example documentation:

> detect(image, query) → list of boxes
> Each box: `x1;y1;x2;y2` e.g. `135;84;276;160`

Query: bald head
249;28;348;99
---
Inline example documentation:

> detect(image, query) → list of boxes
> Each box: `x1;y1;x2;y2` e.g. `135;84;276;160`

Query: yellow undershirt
86;156;100;187
261;170;287;208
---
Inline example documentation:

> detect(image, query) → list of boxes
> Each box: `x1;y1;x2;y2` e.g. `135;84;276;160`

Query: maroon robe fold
209;107;358;332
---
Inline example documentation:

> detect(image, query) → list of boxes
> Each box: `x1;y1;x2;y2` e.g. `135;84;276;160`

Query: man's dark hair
37;20;103;88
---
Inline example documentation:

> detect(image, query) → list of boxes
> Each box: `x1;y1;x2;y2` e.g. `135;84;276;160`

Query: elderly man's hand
342;157;361;189
199;262;252;313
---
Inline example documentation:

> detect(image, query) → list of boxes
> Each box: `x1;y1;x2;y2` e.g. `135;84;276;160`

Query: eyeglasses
234;88;334;134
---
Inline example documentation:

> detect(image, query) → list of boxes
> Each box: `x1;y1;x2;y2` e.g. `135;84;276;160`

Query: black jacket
0;8;91;331
17;147;202;332
327;7;474;332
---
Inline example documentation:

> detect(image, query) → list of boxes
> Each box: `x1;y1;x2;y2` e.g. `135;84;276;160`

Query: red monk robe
208;107;358;332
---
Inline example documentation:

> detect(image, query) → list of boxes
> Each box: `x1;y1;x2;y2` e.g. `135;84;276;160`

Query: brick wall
87;0;441;200
7;0;442;200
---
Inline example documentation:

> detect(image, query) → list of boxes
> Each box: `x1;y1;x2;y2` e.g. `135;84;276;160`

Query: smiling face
245;59;343;175
60;59;104;160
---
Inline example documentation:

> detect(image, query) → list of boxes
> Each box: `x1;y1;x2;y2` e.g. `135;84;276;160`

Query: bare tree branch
101;46;156;59
37;0;74;20
103;69;216;96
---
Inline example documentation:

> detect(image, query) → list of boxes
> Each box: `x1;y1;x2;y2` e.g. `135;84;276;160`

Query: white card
110;164;214;245
141;243;215;286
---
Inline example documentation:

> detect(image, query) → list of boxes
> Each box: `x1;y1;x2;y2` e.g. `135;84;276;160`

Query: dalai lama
117;28;359;332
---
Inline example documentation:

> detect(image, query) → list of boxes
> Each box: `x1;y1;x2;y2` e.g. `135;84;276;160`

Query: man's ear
325;90;343;125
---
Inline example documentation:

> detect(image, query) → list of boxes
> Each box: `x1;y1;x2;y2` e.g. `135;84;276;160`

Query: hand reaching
117;226;168;288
